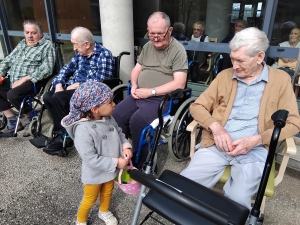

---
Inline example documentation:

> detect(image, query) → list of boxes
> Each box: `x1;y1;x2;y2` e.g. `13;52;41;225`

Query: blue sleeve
96;50;115;80
52;54;78;87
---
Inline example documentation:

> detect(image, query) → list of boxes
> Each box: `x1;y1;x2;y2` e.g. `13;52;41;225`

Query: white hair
229;27;269;56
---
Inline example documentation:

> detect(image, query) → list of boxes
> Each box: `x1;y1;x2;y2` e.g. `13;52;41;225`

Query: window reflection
60;40;75;64
159;0;265;43
55;0;101;35
0;35;7;60
271;1;300;47
3;0;48;32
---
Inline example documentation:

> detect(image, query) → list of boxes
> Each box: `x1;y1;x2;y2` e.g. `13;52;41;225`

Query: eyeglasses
193;28;203;31
148;29;169;40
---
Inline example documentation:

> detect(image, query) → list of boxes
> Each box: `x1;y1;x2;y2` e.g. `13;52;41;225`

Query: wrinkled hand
117;157;129;169
131;85;138;99
66;82;80;90
209;122;232;152
132;88;152;99
228;135;262;156
55;83;64;93
123;148;133;159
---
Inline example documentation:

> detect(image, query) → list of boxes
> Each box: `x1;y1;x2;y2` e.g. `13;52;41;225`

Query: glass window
55;0;101;35
3;0;48;32
159;0;266;43
231;3;241;23
0;35;8;60
9;36;24;49
60;40;75;64
270;1;300;47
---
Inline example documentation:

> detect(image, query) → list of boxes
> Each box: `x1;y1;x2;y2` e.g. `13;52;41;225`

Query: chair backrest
102;51;130;102
209;38;218;43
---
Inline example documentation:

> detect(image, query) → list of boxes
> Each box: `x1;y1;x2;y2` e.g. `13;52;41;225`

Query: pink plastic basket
114;160;141;195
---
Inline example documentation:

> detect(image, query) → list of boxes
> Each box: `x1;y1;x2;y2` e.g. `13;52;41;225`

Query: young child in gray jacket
62;80;132;225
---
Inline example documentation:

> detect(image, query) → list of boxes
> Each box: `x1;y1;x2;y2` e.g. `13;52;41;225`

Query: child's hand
123;148;133;159
117;157;128;169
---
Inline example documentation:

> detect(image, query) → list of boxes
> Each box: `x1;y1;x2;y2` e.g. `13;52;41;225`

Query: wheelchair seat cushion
142;170;249;225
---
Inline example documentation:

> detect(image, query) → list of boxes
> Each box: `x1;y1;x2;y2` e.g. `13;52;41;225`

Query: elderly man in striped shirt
0;20;55;137
42;26;115;154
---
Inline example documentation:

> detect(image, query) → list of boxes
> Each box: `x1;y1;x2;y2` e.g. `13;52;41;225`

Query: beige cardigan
190;66;300;150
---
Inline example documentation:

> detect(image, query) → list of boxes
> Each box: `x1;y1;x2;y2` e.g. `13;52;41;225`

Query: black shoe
43;148;68;157
43;135;74;151
29;135;50;148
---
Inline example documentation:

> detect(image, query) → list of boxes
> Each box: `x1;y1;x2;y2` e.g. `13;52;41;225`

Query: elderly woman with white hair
181;27;300;211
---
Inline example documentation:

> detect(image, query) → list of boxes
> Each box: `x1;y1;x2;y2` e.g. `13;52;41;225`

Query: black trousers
0;77;47;114
43;89;75;132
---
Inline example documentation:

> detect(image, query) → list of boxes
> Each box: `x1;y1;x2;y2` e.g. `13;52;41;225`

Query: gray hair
23;20;43;34
235;20;248;29
147;12;171;28
173;22;186;34
71;27;95;45
229;27;269;57
193;21;205;30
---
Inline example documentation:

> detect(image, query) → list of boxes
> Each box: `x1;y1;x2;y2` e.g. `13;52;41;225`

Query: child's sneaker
75;222;87;225
98;211;118;225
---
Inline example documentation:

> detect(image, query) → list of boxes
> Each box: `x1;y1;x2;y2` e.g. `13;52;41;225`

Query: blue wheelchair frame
12;79;53;137
113;83;193;165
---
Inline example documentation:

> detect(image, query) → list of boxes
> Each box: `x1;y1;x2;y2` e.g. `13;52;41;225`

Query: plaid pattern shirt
0;38;55;86
52;42;115;88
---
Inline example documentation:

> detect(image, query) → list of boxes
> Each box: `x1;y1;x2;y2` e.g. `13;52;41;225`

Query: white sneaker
76;222;87;225
98;211;118;225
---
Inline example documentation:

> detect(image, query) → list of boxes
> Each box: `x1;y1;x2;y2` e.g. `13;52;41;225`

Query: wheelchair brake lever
163;119;171;132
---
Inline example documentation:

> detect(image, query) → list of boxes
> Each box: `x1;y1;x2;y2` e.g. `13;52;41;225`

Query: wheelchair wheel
29;117;41;137
112;83;128;105
0;112;7;130
167;97;201;161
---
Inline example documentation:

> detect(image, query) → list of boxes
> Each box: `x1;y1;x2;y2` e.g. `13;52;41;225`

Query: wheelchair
0;75;56;138
129;108;290;225
35;51;131;157
0;41;64;138
111;82;200;168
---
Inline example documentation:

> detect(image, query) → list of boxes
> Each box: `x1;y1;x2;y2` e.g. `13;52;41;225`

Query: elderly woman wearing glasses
112;11;188;169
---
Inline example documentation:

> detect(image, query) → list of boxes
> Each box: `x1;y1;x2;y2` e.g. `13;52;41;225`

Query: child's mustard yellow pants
77;180;114;223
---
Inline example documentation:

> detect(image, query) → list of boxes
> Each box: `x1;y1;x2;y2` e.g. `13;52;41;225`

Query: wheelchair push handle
118;51;131;57
250;109;289;221
271;109;289;128
165;88;192;101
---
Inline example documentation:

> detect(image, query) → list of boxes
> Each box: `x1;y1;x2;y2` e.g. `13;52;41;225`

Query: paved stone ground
0;118;300;225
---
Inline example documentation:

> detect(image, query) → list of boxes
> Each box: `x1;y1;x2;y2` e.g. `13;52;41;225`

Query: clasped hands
209;122;262;156
117;148;133;169
131;85;152;99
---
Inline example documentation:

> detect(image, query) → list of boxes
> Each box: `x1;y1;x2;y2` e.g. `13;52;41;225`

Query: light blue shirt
224;63;269;163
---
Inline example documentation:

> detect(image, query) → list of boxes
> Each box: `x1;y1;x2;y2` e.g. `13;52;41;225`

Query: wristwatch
151;88;156;96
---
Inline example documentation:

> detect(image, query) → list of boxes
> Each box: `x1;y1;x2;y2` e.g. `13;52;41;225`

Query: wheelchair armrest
187;120;200;158
275;136;297;186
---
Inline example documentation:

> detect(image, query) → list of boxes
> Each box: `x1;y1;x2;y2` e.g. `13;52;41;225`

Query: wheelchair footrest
142;170;249;225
